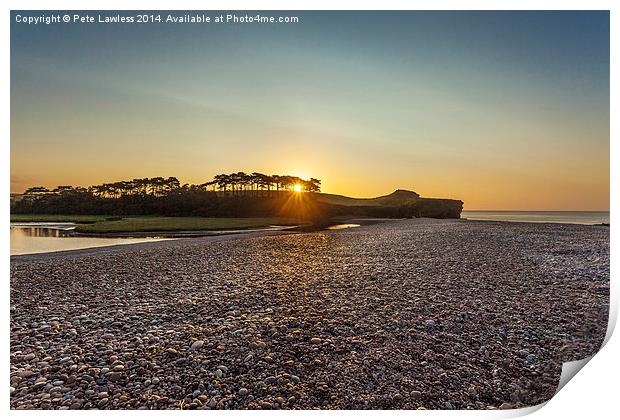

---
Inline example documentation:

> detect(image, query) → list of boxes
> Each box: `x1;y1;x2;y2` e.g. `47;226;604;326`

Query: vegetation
74;217;303;233
11;172;463;223
13;173;323;219
22;172;321;199
328;198;464;219
10;214;113;223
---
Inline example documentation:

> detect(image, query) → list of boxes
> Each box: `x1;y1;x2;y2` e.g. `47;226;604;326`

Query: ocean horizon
461;210;610;225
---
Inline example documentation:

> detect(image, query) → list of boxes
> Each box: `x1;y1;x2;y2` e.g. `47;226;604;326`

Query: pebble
107;372;122;382
15;370;35;378
190;340;204;350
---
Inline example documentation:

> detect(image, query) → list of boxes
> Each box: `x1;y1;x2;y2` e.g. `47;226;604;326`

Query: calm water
10;223;169;256
461;211;609;225
327;223;361;230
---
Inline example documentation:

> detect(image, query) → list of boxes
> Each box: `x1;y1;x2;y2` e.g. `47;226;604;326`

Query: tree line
13;172;463;220
22;172;321;199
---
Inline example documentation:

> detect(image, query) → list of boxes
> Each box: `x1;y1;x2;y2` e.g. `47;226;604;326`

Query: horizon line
463;209;610;213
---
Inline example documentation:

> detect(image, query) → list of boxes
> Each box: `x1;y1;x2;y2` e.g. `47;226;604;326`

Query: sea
461;211;609;225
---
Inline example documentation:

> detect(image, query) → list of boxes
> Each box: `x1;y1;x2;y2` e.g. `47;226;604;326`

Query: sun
293;184;303;192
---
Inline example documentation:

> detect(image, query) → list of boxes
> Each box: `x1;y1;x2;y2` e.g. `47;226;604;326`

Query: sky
11;11;609;210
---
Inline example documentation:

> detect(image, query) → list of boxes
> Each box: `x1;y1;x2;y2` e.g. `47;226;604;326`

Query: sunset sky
11;11;609;210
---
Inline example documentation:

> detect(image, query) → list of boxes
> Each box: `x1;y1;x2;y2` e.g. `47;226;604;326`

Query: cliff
315;190;463;219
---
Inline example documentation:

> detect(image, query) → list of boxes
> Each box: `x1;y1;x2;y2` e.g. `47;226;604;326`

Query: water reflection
10;223;168;256
14;226;73;238
327;223;361;230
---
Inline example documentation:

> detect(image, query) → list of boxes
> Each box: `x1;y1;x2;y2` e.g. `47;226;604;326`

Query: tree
307;178;321;192
162;177;180;194
233;172;248;194
214;174;230;193
23;186;50;197
51;185;74;195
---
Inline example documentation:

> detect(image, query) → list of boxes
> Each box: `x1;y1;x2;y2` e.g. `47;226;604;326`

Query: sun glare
293;184;303;192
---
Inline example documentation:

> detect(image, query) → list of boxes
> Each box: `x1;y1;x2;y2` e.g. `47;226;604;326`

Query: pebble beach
10;218;610;410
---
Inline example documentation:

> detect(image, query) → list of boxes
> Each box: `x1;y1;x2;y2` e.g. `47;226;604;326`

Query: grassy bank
10;214;113;223
73;216;304;233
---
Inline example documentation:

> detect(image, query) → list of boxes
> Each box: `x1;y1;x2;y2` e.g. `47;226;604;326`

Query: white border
3;1;616;419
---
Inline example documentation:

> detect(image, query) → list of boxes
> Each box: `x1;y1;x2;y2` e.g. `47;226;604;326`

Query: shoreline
9;229;300;261
459;217;610;226
68;218;402;238
70;224;301;238
9;218;400;259
10;218;608;260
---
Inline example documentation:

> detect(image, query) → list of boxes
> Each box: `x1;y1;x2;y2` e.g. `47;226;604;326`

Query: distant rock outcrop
314;189;462;219
313;189;419;207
